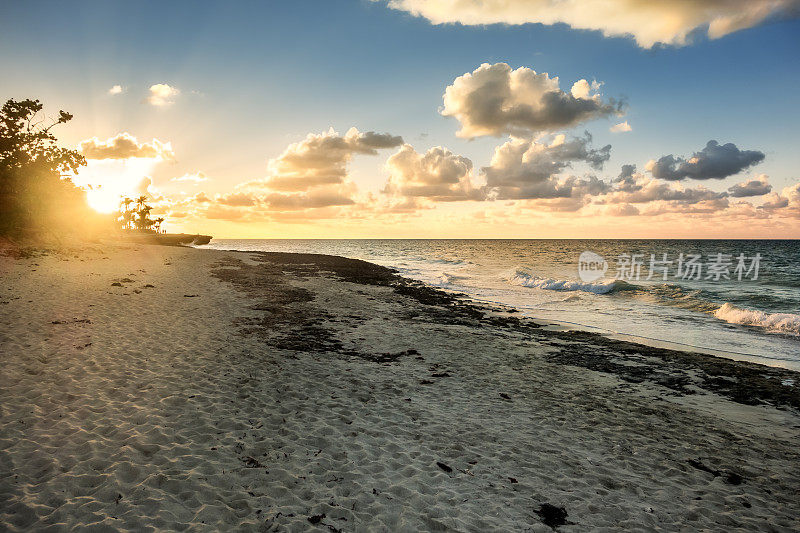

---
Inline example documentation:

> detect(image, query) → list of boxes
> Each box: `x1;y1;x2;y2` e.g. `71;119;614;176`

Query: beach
1;243;799;532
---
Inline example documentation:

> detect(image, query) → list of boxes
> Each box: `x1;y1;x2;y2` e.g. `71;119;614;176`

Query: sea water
202;239;800;370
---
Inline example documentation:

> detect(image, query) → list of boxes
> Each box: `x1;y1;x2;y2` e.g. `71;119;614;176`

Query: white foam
714;303;800;335
509;269;627;295
437;272;469;285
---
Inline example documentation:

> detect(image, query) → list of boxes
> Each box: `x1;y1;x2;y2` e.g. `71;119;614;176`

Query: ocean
201;239;800;371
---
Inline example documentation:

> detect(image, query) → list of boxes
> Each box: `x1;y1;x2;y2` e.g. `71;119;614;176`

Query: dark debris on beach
211;251;800;412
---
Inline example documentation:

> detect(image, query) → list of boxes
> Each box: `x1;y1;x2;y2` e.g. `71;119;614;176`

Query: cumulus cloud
79;133;175;161
646;140;765;181
379;0;799;48
249;127;403;192
217;192;258;207
481;133;612;199
262;185;359;210
610;121;632;133
383;145;480;201
108;85;124;95
145;83;180;106
594;166;731;216
207;127;405;217
728;174;772;197
442;63;623;138
606;180;728;205
759;182;800;216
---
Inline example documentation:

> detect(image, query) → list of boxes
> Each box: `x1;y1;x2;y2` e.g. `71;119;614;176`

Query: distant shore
1;243;798;530
121;231;212;246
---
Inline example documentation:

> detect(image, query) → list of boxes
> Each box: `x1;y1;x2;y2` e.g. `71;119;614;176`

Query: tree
154;217;164;233
0;98;91;237
135;204;153;230
116;196;135;230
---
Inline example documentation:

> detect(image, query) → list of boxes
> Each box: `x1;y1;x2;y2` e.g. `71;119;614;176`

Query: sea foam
509;269;635;295
714;303;800;335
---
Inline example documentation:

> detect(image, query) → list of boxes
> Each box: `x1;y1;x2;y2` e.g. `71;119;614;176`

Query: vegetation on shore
0;97;208;247
0;98;106;240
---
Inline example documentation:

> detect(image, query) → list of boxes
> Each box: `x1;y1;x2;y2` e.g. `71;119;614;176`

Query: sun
73;159;157;213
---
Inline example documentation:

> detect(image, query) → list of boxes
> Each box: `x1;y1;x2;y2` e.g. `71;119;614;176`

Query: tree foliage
117;195;160;232
0;98;96;237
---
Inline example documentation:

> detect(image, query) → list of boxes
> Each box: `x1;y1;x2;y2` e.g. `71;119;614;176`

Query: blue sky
2;1;799;237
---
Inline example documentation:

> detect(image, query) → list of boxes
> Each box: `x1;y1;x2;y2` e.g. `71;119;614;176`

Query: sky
1;0;799;238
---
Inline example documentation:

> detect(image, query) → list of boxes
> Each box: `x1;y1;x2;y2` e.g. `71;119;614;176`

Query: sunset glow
2;1;798;238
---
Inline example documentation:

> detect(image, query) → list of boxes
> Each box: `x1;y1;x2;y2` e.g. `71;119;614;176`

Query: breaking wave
437;272;470;285
509;269;637;295
714;303;800;335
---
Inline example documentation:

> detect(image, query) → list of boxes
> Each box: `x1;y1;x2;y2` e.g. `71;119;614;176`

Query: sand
1;244;799;532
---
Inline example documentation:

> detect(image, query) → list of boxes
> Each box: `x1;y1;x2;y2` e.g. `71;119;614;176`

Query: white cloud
383;144;480;201
79;132;175;161
759;182;800;217
145;83;180;106
481;133;612;199
610;121;632;133
380;0;799;48
210;127;405;216
442;63;623;138
108;85;124;95
171;172;209;184
245;127;403;192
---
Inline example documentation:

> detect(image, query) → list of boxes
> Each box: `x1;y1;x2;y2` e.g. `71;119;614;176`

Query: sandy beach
1;244;799;532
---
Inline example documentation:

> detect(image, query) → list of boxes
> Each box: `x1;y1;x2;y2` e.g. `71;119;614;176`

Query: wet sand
1;244;799;531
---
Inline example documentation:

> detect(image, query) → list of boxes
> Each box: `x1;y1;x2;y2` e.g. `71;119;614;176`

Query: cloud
646;140;764;181
442;63;623;138
108;85;124;95
728;174;772;197
606;180;728;205
759;182;800;216
146;83;180;106
217;192;258;207
191;192;211;203
379;0;799;48
481;133;611;199
263;185;359;210
383;144;480;201
171;172;209;183
610;121;632;133
249;127;403;192
604;203;640;216
79;133;175;161
198;128;405;218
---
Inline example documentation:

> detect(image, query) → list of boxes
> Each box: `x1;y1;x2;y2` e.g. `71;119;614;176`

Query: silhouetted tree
117;194;157;232
116;196;135;230
0;98;90;237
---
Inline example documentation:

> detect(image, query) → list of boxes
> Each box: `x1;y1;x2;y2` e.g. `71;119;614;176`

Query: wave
714;303;800;335
509;269;637;295
437;272;470;285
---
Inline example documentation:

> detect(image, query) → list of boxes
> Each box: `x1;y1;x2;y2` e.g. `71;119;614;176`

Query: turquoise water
201;239;800;370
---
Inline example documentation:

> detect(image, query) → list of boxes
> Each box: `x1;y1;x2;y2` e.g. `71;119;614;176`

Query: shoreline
2;243;799;530
201;240;800;372
206;246;800;410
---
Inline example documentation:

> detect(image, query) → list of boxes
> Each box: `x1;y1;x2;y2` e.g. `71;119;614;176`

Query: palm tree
154;217;164;233
117;197;135;230
135;205;153;230
134;195;147;214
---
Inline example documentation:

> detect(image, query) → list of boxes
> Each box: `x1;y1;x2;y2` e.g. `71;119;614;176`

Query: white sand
1;244;799;531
